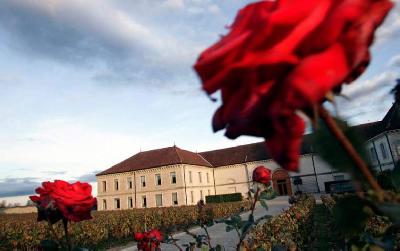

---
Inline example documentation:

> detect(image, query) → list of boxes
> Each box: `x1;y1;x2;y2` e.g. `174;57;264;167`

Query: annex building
96;102;400;210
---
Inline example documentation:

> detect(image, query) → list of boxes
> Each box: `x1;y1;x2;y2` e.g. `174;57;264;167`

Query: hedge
248;194;316;250
321;194;394;240
0;201;251;250
205;192;243;203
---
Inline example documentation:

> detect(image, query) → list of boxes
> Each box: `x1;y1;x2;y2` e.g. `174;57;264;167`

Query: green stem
236;187;260;251
169;234;183;251
319;106;383;200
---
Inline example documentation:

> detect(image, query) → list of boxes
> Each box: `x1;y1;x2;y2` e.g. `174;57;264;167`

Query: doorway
277;179;289;195
272;169;292;196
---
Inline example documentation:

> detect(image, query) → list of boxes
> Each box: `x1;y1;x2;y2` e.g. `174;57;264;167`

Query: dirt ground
0;206;36;214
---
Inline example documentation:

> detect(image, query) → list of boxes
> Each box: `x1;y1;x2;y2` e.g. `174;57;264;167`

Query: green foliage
377;170;400;192
332;196;373;237
390;165;400;192
205;192;243;203
258;188;276;201
322;193;400;250
313;117;371;183
259;200;268;210
40;240;59;251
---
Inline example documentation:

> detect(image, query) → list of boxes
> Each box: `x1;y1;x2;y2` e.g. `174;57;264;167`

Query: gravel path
120;196;290;251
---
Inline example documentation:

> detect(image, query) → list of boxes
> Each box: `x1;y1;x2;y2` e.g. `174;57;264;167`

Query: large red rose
30;180;97;222
253;166;272;185
194;0;393;171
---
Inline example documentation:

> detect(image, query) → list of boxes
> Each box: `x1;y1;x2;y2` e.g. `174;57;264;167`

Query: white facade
366;130;400;171
96;102;400;210
96;152;357;210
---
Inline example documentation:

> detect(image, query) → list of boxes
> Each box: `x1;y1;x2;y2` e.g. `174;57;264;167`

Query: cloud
343;71;398;100
388;54;400;68
41;171;67;176
73;170;102;183
376;4;400;44
163;0;184;10
0;177;41;197
0;1;148;63
0;117;169;180
337;70;399;123
0;0;199;85
208;4;220;14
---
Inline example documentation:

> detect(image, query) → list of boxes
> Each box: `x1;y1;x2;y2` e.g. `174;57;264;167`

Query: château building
96;102;400;210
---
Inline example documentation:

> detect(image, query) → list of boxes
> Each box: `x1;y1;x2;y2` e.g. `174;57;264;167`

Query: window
155;194;163;207
114;179;119;191
198;172;202;183
142;195;147;208
170;172;177;184
333;175;345;181
127;177;133;189
128;197;133;208
114;198;120;209
380;143;388;159
172;192;178;205
206;173;210;183
200;190;203;200
395;140;400;156
155;174;162;186
102;181;107;192
103;199;107;210
189;171;192;183
370;148;377;162
141;176;146;187
190;191;194;203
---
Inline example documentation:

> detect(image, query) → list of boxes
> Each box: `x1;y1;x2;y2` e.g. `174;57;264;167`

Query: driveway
120;196;290;251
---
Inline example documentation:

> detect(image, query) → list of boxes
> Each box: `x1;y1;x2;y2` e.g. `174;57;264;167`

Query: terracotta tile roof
97;103;399;175
199;134;314;167
199;142;269;167
96;146;212;176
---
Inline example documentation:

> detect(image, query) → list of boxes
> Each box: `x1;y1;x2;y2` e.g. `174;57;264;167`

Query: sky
0;0;400;202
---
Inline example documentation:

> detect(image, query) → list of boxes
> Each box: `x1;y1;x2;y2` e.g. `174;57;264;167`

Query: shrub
320;194;336;211
321;193;399;249
205;192;243;203
0;201;251;250
248;194;316;250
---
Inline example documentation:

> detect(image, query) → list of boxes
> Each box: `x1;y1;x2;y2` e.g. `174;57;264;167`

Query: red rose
148;229;162;241
134;232;145;241
135;229;162;251
252;166;272;185
194;0;393;171
29;190;63;224
30;180;97;222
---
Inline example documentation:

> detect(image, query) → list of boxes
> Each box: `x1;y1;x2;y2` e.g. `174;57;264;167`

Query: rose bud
253;166;272;185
